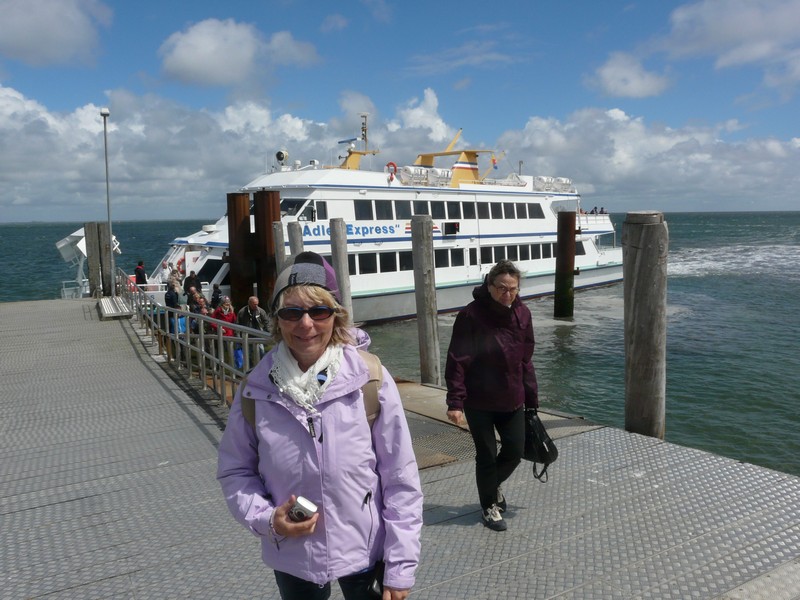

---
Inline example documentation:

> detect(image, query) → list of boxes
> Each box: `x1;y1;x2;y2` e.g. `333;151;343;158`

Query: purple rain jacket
216;343;423;590
445;281;539;412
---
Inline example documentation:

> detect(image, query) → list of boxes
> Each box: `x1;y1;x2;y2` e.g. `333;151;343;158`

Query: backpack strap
357;349;383;428
238;350;383;430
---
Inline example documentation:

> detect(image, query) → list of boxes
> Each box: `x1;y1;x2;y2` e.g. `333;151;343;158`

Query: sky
1;0;800;223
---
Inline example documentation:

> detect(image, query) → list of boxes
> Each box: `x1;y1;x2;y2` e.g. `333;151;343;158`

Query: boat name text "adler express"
304;223;401;237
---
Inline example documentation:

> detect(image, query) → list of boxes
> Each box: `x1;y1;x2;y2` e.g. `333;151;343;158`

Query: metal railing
117;269;273;406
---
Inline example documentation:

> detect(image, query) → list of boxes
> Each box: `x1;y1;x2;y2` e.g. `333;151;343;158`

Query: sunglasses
276;306;336;322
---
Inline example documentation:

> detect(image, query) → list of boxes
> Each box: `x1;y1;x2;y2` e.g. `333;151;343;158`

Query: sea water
2;212;799;476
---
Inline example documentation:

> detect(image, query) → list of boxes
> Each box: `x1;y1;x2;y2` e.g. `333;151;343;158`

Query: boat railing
61;278;89;299
118;269;273;406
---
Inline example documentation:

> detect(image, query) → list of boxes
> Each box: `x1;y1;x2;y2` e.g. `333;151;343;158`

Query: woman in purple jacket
217;252;422;600
445;260;538;532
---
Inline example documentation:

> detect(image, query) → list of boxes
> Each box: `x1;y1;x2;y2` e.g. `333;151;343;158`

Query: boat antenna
360;112;369;153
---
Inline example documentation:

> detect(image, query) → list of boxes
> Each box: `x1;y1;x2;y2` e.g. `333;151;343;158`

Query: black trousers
464;406;525;510
274;564;381;600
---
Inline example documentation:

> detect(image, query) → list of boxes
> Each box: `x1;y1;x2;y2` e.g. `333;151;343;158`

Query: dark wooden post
227;192;253;311
253;190;281;310
411;215;440;386
554;211;576;319
97;221;113;297
623;211;669;439
84;222;102;298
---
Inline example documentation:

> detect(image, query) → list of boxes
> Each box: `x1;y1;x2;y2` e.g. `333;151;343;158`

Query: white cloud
0;0;111;66
159;19;263;86
320;14;348;33
263;31;320;68
663;0;800;88
590;52;671;98
1;85;799;222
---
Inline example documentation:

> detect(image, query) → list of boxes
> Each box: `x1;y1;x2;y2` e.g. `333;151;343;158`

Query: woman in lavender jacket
217;252;422;600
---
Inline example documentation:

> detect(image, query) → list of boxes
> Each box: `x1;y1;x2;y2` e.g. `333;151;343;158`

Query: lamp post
100;107;115;298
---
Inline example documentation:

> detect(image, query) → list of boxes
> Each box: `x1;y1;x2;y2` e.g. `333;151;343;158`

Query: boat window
463;202;476;219
447;202;462;219
532;244;541;260
507;246;519;261
443;222;459;236
413;200;429;215
516;203;527;218
520;245;530;261
431;201;445;219
375;200;393;220
529;203;545;219
399;251;414;271
299;203;316;222
316;201;328;220
348;254;356;275
490;203;503;219
477;203;490;220
434;249;449;268
359;253;378;274
494;246;506;262
469;248;478;266
196;258;223;285
281;198;307;217
354;200;374;221
451;249;465;267
503;203;515;219
480;246;493;264
576;241;586;255
379;252;397;272
395;200;412;219
542;243;552;259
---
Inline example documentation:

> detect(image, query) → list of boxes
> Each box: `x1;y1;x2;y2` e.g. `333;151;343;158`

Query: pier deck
2;299;800;599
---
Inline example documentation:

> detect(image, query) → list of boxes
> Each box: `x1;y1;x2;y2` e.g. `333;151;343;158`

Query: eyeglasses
276;306;336;322
491;284;519;295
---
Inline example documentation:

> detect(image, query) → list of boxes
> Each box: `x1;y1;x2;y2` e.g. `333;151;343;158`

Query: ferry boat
151;120;622;322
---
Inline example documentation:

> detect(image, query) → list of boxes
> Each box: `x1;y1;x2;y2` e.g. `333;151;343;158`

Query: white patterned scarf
270;341;343;413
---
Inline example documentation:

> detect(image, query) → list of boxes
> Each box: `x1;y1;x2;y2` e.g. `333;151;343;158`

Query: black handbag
524;409;558;482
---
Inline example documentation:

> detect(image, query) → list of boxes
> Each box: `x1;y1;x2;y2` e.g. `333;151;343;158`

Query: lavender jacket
216;343;423;589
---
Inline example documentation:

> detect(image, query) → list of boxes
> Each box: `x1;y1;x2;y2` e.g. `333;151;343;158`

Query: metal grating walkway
1;299;799;599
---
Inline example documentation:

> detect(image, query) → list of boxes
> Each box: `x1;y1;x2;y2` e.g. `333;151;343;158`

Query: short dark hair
488;260;522;285
138;260;144;266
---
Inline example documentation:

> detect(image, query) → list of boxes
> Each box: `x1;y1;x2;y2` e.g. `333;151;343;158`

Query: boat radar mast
338;113;379;170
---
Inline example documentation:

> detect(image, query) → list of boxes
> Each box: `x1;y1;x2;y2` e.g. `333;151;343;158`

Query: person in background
183;270;202;295
158;261;171;284
217;251;422;600
211;296;236;336
134;260;147;285
444;259;538;532
164;282;181;334
210;283;223;310
237;295;268;332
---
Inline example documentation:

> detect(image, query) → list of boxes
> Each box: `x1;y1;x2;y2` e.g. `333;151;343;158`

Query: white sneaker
482;504;507;531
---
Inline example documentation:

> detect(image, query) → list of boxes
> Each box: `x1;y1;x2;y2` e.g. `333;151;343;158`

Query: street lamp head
100;107;110;117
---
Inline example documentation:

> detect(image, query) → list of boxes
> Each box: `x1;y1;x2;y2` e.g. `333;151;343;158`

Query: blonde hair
271;284;353;346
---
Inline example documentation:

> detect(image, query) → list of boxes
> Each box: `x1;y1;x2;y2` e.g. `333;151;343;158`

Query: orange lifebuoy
386;161;398;181
176;257;185;274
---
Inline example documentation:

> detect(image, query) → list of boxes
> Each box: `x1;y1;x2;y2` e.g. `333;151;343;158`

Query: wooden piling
272;222;286;272
226;192;253;311
554;211;576;319
287;222;304;256
411;215;441;386
253;190;280;310
623;211;668;439
329;219;353;320
83;222;102;298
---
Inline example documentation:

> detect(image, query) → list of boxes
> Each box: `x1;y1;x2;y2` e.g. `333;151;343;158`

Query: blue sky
1;0;799;222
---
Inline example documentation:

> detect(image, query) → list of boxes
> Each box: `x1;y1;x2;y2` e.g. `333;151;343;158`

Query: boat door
183;251;203;277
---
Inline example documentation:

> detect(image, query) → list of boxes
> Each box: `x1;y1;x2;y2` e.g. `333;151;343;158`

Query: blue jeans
464;406;524;510
274;563;382;600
